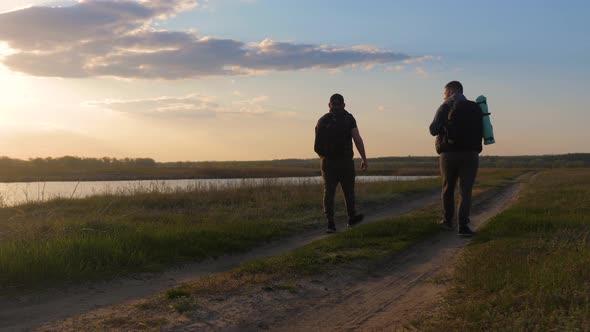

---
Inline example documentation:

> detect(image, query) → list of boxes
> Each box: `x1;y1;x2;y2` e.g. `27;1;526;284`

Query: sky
0;0;588;161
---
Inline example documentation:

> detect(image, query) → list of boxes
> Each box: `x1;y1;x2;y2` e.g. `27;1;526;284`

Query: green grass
0;177;440;291
423;169;590;331
0;155;441;182
167;206;444;301
237;207;442;278
176;169;528;297
0;168;524;292
23;168;525;332
166;287;191;300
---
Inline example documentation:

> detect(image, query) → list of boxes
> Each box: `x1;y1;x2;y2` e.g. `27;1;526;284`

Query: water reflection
0;176;436;207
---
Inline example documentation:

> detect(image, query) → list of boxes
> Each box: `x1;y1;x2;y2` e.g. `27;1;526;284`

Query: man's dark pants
321;158;356;224
440;151;479;226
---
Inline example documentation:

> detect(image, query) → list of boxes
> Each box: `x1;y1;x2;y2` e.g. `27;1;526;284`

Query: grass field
0;168;523;292
153;204;446;315
159;169;526;300
28;168;527;331
422;169;590;331
0;156;440;182
0;176;439;291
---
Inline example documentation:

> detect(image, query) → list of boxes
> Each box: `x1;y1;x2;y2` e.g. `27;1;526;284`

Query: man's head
329;93;345;110
444;81;463;100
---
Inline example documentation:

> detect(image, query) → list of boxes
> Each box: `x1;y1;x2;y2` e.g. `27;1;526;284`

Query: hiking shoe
326;224;337;234
458;225;476;238
347;214;364;228
437;219;453;231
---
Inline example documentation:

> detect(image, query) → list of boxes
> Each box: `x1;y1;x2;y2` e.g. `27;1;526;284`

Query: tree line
0;154;587;182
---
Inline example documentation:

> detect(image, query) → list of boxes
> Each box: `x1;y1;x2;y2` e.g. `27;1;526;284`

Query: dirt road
0;191;440;332
36;178;525;332
263;182;523;332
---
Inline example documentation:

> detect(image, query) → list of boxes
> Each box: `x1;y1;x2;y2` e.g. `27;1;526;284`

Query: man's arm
351;128;368;171
314;120;324;157
429;103;449;136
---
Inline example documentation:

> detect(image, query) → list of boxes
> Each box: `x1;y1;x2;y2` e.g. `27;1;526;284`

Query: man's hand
352;128;368;171
361;159;368;171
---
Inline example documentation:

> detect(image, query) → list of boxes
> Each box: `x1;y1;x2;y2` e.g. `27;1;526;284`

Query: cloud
0;0;426;79
415;66;428;77
85;94;220;118
402;55;440;64
85;93;295;118
231;95;271;114
0;0;196;50
386;65;404;72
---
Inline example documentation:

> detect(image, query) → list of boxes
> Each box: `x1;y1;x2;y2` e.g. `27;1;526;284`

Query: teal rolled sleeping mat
475;95;495;145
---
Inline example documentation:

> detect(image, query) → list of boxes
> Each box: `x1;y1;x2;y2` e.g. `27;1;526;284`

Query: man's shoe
437;219;453;231
326;223;337;234
458;225;475;237
348;214;364;228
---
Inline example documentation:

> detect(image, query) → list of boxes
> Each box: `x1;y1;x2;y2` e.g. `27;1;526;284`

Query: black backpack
315;111;354;159
445;100;483;152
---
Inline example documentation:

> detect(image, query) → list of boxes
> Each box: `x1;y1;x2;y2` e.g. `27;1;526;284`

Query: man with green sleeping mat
429;81;483;237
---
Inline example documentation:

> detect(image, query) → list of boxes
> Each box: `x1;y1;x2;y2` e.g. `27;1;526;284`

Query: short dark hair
330;93;345;106
444;81;463;94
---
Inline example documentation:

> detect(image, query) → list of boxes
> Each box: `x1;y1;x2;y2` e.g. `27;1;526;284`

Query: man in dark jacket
315;93;368;233
430;81;482;237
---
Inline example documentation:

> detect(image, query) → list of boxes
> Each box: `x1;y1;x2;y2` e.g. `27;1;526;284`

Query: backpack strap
319;112;336;128
476;100;491;116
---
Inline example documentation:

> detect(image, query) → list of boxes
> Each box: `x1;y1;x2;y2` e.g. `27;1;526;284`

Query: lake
0;175;436;207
